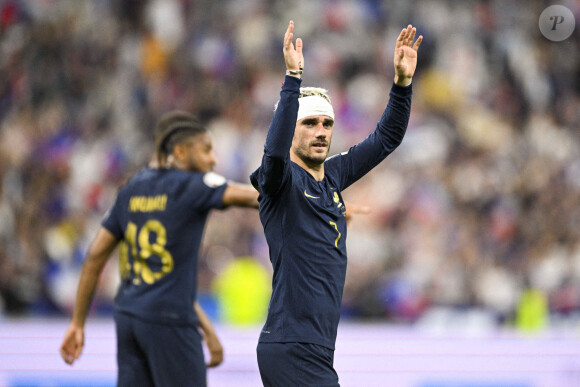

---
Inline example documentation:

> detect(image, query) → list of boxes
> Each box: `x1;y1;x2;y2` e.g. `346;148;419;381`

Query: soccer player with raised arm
60;111;258;387
250;21;422;386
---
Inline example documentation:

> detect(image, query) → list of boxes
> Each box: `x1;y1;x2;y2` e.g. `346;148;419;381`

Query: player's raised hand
394;25;423;86
283;21;304;73
60;324;84;365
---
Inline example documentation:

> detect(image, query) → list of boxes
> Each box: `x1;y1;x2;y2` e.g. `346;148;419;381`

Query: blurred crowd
1;0;579;329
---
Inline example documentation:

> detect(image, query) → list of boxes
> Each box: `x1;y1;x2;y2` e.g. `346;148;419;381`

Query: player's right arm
222;183;259;208
250;21;303;196
60;227;118;365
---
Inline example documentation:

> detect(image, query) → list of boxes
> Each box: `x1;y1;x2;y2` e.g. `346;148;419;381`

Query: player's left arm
393;24;422;86
222;182;259;208
194;301;224;367
60;227;118;365
331;25;423;190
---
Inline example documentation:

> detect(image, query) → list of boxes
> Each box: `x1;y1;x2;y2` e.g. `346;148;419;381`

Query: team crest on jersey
203;172;226;188
331;189;346;216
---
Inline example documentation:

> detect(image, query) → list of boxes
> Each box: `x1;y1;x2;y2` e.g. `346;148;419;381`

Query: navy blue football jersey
250;76;412;349
102;167;227;326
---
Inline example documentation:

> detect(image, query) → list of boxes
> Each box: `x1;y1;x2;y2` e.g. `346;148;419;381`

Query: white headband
297;95;335;122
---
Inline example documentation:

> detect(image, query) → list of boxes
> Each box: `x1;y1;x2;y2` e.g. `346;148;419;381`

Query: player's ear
172;142;188;163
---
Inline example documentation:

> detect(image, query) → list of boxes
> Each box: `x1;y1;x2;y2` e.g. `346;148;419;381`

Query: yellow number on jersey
329;221;341;248
118;220;174;285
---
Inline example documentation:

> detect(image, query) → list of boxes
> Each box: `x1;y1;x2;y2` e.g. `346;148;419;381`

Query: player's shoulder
118;167;186;195
325;151;347;164
170;170;227;189
324;152;347;173
140;168;227;189
200;171;227;188
115;168;151;193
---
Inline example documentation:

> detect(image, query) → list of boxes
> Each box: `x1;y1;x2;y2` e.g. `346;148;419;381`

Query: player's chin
309;153;327;164
317;149;329;158
194;165;213;173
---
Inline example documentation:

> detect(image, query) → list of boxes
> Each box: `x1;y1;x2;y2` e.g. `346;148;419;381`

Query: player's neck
291;153;325;181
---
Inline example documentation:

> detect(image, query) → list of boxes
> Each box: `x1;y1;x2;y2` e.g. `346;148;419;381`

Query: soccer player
59;111;259;387
250;21;422;386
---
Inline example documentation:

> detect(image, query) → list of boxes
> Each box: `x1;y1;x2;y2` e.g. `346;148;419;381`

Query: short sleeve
101;195;124;240
187;172;228;211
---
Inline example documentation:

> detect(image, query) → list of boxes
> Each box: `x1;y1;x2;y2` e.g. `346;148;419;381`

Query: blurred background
0;0;579;385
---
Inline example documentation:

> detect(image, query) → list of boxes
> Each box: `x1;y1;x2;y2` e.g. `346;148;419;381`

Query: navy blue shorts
257;342;340;387
114;312;206;387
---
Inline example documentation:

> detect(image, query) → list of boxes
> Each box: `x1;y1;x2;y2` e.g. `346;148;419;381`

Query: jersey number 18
119;220;174;285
